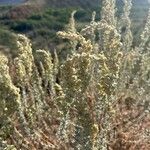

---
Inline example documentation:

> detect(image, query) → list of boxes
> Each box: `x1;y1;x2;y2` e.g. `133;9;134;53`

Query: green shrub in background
0;2;148;53
0;29;17;56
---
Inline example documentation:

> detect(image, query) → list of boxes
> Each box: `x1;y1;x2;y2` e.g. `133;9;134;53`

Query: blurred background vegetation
0;0;149;56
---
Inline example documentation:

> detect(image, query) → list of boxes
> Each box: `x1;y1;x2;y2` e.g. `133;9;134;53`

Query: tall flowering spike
36;50;56;97
0;53;20;116
16;34;34;77
92;11;96;22
97;21;122;77
101;0;117;26
14;34;34;87
67;10;77;33
66;11;77;54
90;11;96;44
53;49;59;78
121;0;133;51
36;50;54;87
140;9;150;51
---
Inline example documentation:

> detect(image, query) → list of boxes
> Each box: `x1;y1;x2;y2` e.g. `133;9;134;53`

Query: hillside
0;0;149;56
28;0;149;8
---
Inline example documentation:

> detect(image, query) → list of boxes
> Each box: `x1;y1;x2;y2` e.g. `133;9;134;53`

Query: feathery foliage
0;0;150;149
